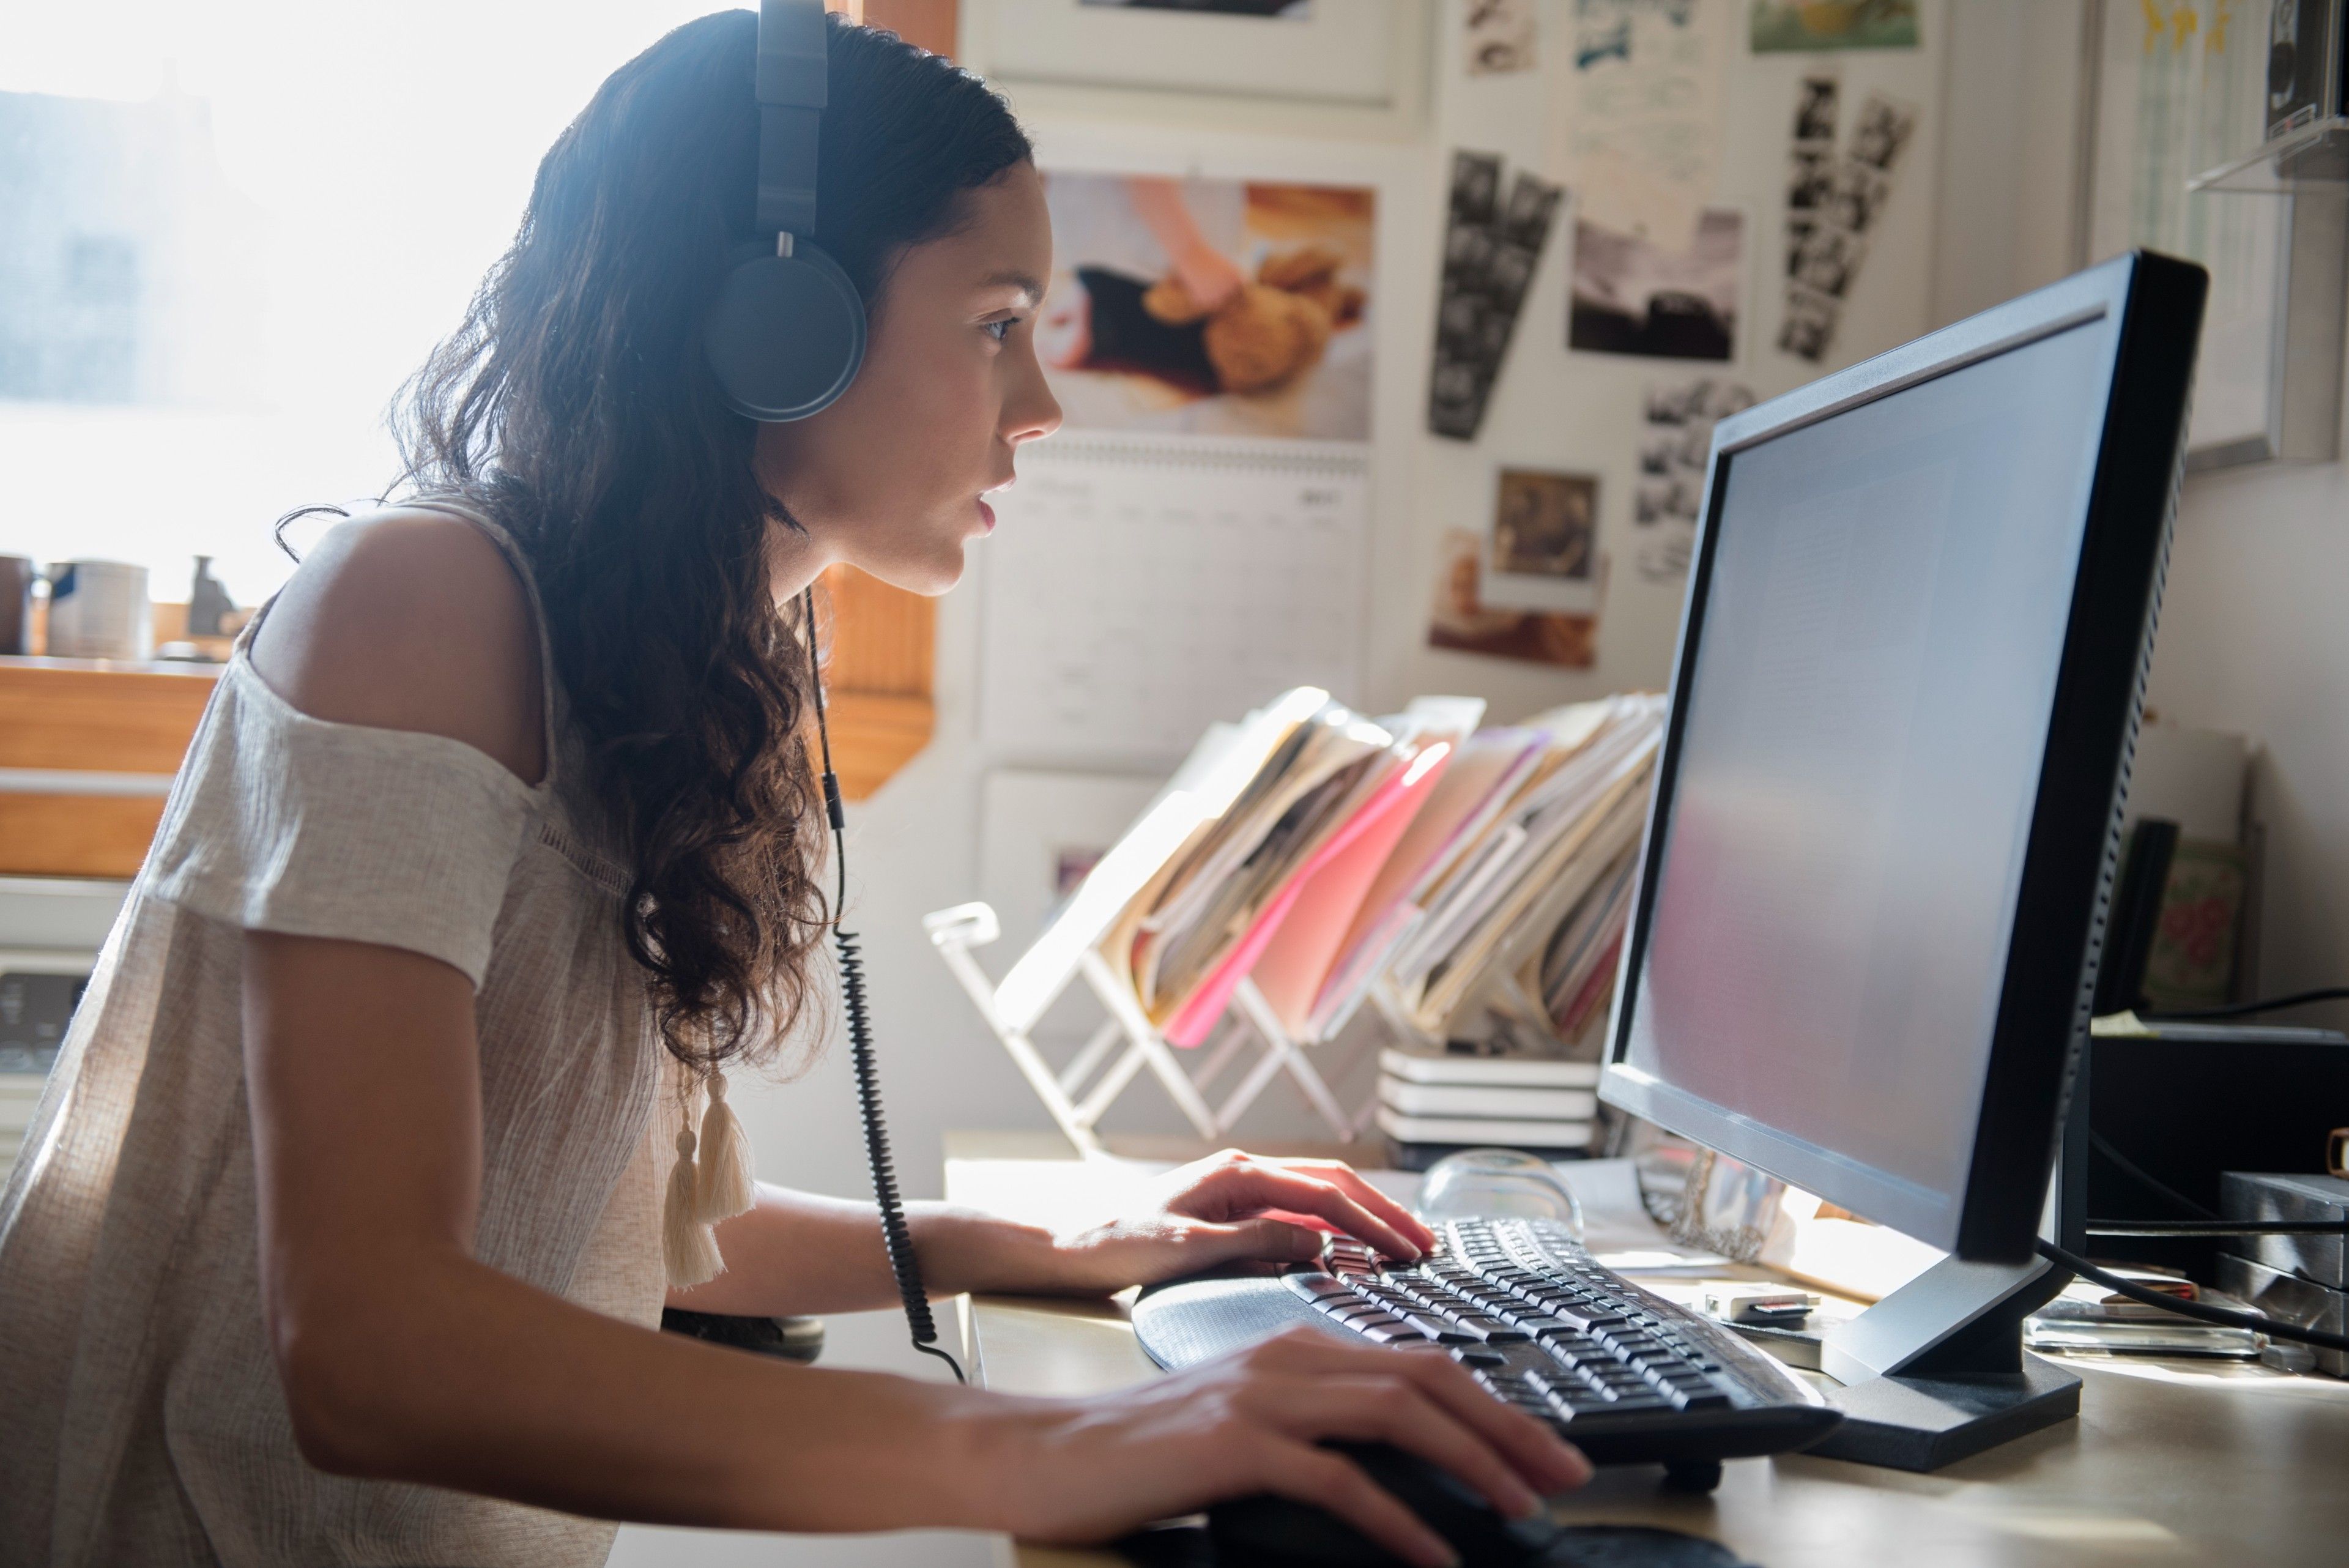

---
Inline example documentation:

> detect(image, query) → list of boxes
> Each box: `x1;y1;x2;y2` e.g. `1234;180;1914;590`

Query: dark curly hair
386;10;1031;1071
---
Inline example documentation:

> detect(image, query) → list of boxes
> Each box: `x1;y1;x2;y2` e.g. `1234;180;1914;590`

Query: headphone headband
707;0;866;422
755;0;829;239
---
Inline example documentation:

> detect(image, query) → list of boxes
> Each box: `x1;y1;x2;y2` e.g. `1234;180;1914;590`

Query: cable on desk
2141;985;2349;1022
2090;1129;2219;1220
2036;1239;2349;1354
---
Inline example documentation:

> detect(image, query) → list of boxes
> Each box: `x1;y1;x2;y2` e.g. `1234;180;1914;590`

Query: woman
0;13;1588;1565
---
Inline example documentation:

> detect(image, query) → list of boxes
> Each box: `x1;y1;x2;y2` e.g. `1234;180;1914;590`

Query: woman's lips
977;496;996;532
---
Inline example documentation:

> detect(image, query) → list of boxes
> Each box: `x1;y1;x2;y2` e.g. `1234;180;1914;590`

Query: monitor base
1808;1252;2082;1470
1805;1353;2081;1471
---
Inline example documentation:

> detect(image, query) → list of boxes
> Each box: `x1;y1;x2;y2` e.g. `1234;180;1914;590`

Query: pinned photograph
1778;283;1839;362
1428;155;1562;440
1750;0;1920;53
1787;148;1834;212
1774;83;1914;366
1034;172;1374;440
1568;209;1744;362
1081;0;1314;13
1482;468;1600;615
1464;0;1538;73
1790;223;1865;297
1428;528;1599;668
1635;377;1751;582
1792;72;1840;143
1825;161;1892;232
1850;92;1919;171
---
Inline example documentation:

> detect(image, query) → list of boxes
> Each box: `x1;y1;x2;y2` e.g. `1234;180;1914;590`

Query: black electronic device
1207;1440;1560;1568
2091;819;2178;1017
801;587;961;1380
2060;1024;2349;1284
703;0;868;422
1139;251;2210;1485
1134;1221;1842;1482
1595;250;2205;1467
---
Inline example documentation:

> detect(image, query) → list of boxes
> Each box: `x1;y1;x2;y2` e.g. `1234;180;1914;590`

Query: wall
729;0;1989;1221
2150;461;2349;1030
1925;0;2349;1030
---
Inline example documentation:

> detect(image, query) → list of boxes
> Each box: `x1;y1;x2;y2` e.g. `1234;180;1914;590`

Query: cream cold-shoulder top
0;502;669;1566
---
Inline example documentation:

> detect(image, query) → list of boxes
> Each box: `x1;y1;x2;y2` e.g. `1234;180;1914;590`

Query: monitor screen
1612;316;2122;1248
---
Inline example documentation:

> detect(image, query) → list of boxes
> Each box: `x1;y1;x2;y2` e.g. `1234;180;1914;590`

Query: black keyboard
1132;1217;1841;1474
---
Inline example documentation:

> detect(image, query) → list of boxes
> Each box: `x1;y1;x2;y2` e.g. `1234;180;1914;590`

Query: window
0;2;724;608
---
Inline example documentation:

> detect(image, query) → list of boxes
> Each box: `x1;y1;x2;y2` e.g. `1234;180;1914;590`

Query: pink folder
1247;742;1460;1038
1162;741;1453;1047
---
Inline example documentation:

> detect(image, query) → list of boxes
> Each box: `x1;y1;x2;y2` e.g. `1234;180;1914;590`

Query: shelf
2190;116;2349;192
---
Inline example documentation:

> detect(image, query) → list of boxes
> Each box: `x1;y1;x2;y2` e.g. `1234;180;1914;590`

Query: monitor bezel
1597;251;2208;1262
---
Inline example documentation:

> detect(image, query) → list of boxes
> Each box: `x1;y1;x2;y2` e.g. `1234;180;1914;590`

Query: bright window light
0;3;732;608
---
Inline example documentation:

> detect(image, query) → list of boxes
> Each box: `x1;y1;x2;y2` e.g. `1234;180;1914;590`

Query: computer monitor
1597;250;2205;1465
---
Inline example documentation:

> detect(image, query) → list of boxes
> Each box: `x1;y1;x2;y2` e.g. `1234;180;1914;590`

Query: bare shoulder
247;507;546;785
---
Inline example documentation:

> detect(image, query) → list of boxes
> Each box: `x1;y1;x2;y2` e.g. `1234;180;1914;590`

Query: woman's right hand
980;1325;1593;1567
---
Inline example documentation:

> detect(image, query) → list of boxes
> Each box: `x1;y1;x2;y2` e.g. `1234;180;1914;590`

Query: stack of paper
1374;1042;1602;1169
1033;685;1664;1159
1094;691;1485;1046
1382;694;1666;1041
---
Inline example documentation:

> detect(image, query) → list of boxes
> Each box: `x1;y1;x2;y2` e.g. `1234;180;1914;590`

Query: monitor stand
1807;1254;2079;1471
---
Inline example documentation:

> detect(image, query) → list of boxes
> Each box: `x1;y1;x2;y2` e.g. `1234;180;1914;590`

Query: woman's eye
982;318;1014;343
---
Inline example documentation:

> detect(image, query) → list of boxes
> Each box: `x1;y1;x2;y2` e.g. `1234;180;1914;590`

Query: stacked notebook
1011;685;1666;1158
1375;1041;1601;1169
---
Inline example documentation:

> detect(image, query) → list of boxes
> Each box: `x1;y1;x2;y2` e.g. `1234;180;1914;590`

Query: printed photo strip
1778;83;1917;364
1428;152;1564;440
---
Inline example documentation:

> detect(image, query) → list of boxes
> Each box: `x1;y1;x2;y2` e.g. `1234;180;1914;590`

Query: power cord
802;587;966;1383
2090;1129;2217;1220
2142;985;2349;1022
2035;1238;2349;1354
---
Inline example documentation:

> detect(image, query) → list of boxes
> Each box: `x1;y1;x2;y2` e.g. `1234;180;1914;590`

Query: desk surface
946;1135;2349;1568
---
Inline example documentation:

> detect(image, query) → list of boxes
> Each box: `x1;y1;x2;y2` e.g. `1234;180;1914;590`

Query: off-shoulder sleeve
141;660;540;989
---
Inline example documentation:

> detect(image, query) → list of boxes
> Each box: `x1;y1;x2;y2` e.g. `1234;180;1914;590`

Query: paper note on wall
979;437;1370;767
1546;0;1729;252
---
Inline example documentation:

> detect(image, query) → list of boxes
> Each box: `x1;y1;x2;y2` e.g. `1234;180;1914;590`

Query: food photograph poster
1034;171;1377;442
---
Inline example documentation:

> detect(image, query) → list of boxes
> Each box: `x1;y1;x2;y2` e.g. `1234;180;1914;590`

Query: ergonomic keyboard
1132;1217;1841;1481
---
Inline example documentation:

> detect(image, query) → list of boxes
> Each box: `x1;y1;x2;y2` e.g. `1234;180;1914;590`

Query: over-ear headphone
703;0;867;422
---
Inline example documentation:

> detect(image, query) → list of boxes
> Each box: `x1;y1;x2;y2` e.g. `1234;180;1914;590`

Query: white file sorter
924;900;1361;1156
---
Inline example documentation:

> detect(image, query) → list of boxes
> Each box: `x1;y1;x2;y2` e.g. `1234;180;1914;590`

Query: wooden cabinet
0;663;215;878
0;566;936;879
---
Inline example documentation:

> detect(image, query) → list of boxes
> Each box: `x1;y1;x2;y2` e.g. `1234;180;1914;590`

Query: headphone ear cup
704;241;867;422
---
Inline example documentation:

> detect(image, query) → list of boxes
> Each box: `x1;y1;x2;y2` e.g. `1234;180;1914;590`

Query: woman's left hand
1042;1148;1439;1295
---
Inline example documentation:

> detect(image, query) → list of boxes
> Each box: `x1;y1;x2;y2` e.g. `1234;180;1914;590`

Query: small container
0;557;31;655
45;560;152;662
1417;1147;1585;1239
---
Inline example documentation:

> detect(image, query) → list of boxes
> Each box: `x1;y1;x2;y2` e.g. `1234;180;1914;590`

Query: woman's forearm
289;1238;1041;1533
670;1183;1075;1318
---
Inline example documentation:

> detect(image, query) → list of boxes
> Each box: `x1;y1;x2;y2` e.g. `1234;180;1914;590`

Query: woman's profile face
757;160;1061;596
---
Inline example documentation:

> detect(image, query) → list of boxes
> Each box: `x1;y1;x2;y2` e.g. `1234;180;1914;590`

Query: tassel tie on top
661;1072;760;1290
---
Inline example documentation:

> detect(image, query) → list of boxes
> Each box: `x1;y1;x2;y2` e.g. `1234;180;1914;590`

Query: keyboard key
1401;1313;1471;1343
1449;1348;1506;1367
1359;1321;1430;1345
1668;1388;1734;1411
1547;1304;1631;1332
1282;1272;1351;1302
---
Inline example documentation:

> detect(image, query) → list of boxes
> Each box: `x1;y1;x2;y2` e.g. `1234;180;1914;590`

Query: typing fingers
1259;1332;1588;1493
1381;1343;1592;1492
1271;1157;1438;1253
1193;1162;1425;1261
